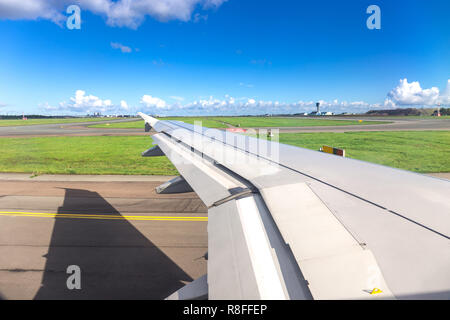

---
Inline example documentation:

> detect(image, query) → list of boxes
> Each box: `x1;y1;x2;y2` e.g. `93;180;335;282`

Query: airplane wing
138;112;450;300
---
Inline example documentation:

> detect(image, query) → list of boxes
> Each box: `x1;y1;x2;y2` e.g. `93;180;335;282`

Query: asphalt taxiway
0;174;207;299
0;118;143;137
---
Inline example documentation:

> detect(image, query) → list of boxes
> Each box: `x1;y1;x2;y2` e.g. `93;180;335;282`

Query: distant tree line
366;108;422;116
440;108;450;115
366;107;449;116
0;115;78;119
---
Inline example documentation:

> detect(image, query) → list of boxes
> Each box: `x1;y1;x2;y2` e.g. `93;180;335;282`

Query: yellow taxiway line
0;211;207;222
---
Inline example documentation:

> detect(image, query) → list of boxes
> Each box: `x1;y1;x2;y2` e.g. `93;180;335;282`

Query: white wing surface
139;112;450;300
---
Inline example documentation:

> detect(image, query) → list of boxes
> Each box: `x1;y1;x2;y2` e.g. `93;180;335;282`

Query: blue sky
0;0;449;115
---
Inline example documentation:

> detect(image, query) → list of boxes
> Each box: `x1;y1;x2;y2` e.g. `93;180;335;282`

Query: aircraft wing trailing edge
138;112;450;300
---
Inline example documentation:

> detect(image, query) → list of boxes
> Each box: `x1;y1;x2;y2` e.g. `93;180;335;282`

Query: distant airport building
309;102;333;116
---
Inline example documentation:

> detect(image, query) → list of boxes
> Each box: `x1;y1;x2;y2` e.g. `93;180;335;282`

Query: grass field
90;116;388;129
0;117;127;127
276;131;450;173
0;136;177;175
0;131;448;175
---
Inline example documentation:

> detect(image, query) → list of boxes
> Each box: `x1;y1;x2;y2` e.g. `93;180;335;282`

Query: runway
0;118;145;137
0;117;449;137
0;174;207;300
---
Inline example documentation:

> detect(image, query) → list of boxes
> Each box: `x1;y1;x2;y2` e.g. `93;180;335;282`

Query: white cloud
0;0;66;25
140;95;168;109
40;102;58;110
46;90;120;113
193;13;208;23
387;78;441;106
111;42;132;53
71;89;112;109
152;58;166;66
136;96;381;116
36;78;450;116
40;91;130;114
383;98;396;108
250;59;272;66
120;100;129;110
0;0;228;28
36;93;397;116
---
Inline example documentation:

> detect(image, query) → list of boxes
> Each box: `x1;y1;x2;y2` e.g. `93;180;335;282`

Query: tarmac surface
0;174;207;299
0;117;449;137
0;118;144;137
0;171;447;300
266;117;450;133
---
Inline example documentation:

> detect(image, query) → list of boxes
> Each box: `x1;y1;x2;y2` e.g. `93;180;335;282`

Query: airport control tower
316;102;320;114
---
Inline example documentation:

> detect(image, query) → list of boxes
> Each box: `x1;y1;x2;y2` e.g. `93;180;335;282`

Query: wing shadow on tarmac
34;188;192;300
